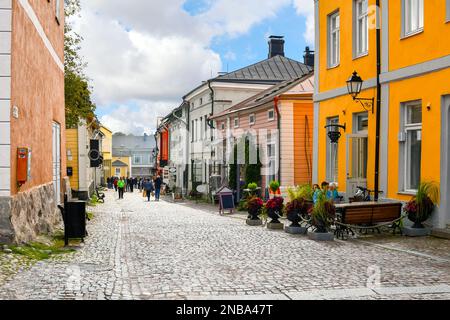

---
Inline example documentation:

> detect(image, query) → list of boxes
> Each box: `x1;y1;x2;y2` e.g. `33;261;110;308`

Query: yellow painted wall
112;157;130;178
387;68;450;201
66;129;79;190
316;0;450;200
318;0;377;93
100;126;113;161
389;1;450;71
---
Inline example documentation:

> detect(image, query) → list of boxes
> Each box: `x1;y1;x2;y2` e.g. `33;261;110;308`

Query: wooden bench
335;202;403;239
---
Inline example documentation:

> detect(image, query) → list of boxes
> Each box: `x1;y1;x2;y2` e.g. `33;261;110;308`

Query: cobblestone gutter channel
0;190;449;300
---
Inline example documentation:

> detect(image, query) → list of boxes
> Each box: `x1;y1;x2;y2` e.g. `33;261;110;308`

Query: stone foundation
0;183;63;244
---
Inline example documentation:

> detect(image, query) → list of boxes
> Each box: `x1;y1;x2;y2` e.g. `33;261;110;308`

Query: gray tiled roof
112;134;156;151
215;55;312;83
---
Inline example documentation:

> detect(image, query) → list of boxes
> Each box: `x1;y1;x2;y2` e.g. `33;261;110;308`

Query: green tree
244;135;262;188
64;0;96;128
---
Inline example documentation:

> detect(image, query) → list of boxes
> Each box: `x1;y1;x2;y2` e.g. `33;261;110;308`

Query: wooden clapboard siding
293;101;314;185
280;101;295;186
66;129;79;190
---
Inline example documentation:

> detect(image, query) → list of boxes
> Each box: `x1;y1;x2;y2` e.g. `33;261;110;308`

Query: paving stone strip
0;190;449;300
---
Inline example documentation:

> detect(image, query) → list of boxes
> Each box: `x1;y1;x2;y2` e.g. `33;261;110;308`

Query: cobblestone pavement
0;190;449;300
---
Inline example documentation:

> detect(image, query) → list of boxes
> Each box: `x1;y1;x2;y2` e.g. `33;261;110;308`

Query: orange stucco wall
293;101;314;185
10;0;66;196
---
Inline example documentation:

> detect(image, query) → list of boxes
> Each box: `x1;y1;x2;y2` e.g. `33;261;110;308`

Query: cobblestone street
0;190;450;300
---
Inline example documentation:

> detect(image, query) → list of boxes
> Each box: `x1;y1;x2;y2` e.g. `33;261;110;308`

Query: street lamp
324;123;346;144
347;71;374;113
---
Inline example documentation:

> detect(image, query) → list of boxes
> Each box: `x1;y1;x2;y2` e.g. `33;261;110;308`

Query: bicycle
352;186;384;202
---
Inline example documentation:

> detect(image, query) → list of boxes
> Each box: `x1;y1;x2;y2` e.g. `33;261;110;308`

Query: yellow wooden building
313;0;450;229
100;126;113;184
112;157;131;178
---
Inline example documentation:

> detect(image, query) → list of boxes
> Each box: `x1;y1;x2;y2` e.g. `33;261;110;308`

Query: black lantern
347;71;363;99
324;124;346;144
346;71;374;113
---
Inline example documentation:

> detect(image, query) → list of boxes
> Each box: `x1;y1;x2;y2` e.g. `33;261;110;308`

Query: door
441;95;450;228
52;122;61;204
346;134;368;197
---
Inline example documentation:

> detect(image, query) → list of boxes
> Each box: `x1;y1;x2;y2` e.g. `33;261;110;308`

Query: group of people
313;181;340;204
107;175;163;201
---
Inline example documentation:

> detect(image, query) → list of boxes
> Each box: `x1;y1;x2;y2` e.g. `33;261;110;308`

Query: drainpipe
184;101;190;196
274;96;281;185
374;0;381;201
207;80;215;130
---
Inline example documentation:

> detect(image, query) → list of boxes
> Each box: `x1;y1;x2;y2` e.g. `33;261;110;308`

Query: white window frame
268;109;275;121
402;0;424;37
446;0;450;22
249;114;256;125
266;132;277;185
234;117;239;128
400;101;422;193
328;11;340;68
115;168;121;176
354;0;369;57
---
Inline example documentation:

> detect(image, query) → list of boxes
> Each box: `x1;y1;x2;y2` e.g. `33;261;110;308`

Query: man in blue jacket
154;175;162;201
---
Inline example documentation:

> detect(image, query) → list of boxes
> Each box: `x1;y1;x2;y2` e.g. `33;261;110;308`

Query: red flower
265;197;284;211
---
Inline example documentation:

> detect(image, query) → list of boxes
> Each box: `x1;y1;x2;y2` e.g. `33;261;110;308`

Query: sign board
67;167;73;177
217;187;234;215
196;184;207;193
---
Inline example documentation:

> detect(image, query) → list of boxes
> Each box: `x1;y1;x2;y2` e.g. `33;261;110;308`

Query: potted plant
285;198;310;235
403;181;440;236
269;180;281;198
308;191;335;241
265;196;284;229
246;196;264;226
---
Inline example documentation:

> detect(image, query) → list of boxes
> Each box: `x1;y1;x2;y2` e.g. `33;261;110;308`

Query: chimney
268;36;285;58
303;46;315;68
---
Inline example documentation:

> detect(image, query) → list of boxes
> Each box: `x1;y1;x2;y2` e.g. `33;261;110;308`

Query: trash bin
58;199;87;246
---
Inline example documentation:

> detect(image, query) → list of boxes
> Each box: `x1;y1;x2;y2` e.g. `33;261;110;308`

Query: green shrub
269;180;280;193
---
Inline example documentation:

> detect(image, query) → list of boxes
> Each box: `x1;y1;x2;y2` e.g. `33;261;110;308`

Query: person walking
117;178;125;199
154;175;162;201
143;179;154;202
113;177;118;192
129;177;134;193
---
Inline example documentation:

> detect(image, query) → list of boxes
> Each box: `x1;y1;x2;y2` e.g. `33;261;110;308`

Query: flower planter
285;225;307;235
308;231;334;241
246;219;263;226
403;226;431;237
267;222;284;230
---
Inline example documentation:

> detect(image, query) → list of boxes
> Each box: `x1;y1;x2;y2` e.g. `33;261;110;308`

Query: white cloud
74;0;314;135
293;0;315;44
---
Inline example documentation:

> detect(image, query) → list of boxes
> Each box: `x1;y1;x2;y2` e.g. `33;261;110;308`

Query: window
200;117;203;140
234;117;239;128
191;120;194;142
134;155;142;165
200;97;203;106
403;0;424;36
326;117;339;182
400;102;422;192
268;109;275;121
355;0;369;57
115;168;121;176
328;11;340;67
266;132;277;185
447;0;450;22
195;119;198;141
221;122;225;130
249;114;256;125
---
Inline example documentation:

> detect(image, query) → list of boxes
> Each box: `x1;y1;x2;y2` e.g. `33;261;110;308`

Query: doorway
346;113;368;197
52;122;61;205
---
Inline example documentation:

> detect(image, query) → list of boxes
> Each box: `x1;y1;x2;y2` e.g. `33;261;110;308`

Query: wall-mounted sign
67;167;73;177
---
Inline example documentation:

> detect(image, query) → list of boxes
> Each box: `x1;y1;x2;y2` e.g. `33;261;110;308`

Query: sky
73;0;315;135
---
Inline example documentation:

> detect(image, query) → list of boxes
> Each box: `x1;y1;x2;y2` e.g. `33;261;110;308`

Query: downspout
274;96;281;185
374;0;381;201
207;80;215;198
184;101;190;196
